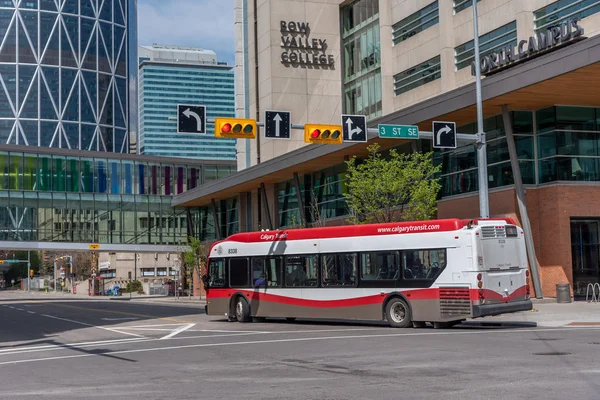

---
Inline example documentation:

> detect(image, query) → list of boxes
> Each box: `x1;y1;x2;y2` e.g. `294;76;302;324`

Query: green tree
345;143;441;224
180;237;207;298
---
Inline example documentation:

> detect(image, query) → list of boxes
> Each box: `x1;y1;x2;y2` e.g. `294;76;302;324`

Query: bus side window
251;257;282;287
229;258;249;288
361;252;398;281
284;255;317;287
402;249;447;281
322;253;357;287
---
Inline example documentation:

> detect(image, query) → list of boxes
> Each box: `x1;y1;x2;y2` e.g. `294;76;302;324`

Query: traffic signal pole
214;120;480;144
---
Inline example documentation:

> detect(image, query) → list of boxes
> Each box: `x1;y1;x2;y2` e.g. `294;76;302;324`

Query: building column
502;104;543;298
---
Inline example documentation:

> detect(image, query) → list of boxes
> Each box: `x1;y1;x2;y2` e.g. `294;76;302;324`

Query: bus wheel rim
391;302;406;323
236;300;243;319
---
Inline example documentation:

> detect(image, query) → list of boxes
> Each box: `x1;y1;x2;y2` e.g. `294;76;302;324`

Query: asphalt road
1;294;600;400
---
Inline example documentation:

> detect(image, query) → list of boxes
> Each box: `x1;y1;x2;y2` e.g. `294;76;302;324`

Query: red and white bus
203;218;532;328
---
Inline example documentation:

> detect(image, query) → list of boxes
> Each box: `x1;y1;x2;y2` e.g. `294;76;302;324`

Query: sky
137;0;236;66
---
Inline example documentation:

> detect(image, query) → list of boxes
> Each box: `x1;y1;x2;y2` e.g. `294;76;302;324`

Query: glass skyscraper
138;45;236;160
0;0;135;153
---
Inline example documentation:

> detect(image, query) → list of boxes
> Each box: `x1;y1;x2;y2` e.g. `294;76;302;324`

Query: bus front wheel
385;298;412;328
235;297;251;323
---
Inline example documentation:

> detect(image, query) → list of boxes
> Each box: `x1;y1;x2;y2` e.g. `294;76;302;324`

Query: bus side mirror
201;274;210;288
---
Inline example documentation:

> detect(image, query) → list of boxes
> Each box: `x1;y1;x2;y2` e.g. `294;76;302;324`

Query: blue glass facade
138;62;236;160
0;0;134;152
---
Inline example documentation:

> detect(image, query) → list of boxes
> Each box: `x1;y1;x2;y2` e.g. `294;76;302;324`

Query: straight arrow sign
273;113;282;137
264;110;291;139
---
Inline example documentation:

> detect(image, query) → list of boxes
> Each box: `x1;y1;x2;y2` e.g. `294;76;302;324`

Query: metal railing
586;282;600;303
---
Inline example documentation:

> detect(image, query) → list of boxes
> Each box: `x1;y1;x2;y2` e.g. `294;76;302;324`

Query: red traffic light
222;123;232;133
311;129;320;138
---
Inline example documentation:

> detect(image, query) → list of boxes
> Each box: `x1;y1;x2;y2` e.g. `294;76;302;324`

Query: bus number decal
228;248;238;254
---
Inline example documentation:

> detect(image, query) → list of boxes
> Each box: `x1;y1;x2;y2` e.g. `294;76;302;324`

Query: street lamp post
472;0;489;219
53;259;57;292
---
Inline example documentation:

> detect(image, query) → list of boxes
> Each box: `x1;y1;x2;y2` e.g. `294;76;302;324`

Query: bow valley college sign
280;21;335;68
472;18;585;76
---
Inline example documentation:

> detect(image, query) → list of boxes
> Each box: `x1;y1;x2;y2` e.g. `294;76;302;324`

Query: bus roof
222;218;516;243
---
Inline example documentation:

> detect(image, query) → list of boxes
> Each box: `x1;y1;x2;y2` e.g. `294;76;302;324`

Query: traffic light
304;124;343;144
214;118;257;139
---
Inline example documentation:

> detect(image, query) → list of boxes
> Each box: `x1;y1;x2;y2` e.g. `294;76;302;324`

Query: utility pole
53;258;57;292
27;251;30;292
472;0;489;219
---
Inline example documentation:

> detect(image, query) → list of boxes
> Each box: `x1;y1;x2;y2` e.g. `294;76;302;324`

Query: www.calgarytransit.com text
377;224;441;233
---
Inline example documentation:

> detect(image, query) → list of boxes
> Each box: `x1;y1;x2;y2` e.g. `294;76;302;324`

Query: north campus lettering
471;18;585;76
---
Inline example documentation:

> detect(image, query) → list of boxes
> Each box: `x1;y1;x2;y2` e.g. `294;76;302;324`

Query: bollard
556;283;571;303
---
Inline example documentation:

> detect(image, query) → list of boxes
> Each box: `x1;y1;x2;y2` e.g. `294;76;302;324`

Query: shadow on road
0;298;204;347
209;316;537;330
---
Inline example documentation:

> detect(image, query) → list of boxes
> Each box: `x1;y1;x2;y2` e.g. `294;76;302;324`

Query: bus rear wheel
235;297;251;323
385;298;412;328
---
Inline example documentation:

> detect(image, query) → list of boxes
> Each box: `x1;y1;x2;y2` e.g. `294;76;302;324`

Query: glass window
455;21;517;71
556;106;597;131
284;255;318;287
402;249;447;281
141;268;155;277
278;180;301;227
341;0;381;120
229;258;249;288
392;1;439;44
394;56;441;96
341;0;379;36
157;268;167;276
361;251;399;280
512;111;534;134
208;258;226;287
251;257;282;287
321;253;357;287
535;0;600;32
453;0;482;14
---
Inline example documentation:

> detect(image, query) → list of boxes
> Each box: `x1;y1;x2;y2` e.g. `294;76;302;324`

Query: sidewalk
471;301;600;328
0;290;206;305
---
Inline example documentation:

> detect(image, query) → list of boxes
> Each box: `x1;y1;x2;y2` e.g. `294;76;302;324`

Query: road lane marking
161;323;195;340
27;311;35;314
113;323;185;328
101;317;140;321
2;326;600;366
117;328;176;331
41;314;145;338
